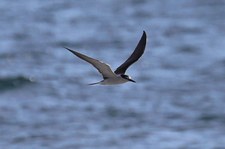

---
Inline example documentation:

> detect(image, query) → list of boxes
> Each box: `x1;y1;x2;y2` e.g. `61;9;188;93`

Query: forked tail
88;81;102;85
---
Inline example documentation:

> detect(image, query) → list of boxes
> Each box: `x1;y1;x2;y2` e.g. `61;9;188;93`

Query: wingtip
64;46;70;51
142;30;147;37
64;46;75;53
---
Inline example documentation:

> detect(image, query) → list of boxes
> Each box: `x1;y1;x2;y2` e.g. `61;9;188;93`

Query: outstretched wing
114;31;147;74
65;47;116;79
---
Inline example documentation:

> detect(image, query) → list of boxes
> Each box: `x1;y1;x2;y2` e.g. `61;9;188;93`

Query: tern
65;31;147;85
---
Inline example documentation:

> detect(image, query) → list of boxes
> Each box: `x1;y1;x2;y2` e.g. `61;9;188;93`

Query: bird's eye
122;75;130;80
121;74;127;78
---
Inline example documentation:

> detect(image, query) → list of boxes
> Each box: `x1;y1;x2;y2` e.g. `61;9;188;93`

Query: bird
65;31;147;85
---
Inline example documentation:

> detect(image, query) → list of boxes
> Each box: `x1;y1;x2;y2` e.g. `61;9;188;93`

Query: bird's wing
114;31;147;74
65;47;116;79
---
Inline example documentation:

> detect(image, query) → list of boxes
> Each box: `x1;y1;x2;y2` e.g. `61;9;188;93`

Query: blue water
1;1;225;149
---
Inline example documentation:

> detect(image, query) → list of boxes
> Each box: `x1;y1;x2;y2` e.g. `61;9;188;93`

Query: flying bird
65;31;147;85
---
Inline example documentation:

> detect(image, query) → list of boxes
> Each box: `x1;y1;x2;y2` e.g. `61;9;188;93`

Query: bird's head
121;74;136;83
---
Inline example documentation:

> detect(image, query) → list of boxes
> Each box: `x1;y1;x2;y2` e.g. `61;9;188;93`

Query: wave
0;76;34;92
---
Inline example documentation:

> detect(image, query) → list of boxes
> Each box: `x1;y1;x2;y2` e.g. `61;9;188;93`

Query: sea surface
0;0;225;149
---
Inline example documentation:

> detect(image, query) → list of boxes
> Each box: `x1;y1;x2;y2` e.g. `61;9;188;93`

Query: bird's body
97;75;130;85
65;31;147;85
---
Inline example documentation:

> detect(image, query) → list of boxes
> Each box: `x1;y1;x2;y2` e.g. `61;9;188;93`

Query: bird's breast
101;76;128;85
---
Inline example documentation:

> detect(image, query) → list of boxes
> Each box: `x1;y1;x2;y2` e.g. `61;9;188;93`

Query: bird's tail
88;81;102;85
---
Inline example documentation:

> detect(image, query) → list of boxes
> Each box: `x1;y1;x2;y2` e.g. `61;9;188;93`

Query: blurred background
0;0;225;149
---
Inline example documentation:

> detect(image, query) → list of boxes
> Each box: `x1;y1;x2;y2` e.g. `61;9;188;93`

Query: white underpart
100;75;129;85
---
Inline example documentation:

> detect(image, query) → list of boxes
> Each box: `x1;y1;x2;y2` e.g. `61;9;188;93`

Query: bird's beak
128;78;136;83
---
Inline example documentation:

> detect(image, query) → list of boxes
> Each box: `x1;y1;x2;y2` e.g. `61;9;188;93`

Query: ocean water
0;0;225;149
